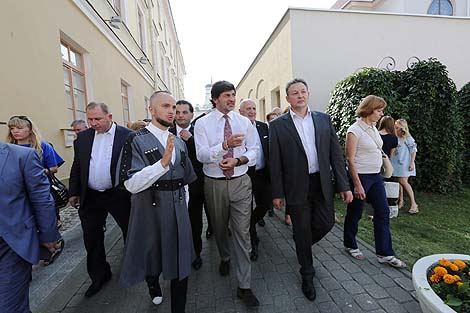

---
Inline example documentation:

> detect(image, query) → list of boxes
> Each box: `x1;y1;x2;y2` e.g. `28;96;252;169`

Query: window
428;0;453;16
112;0;121;15
145;97;151;119
61;41;87;122
121;81;130;124
137;8;146;51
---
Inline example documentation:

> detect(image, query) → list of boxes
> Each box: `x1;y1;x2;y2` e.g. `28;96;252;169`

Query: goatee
156;117;173;128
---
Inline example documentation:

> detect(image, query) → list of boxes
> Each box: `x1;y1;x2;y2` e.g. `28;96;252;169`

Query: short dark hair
176;99;194;113
211;80;235;100
285;78;308;95
70;119;87;128
86;102;110;114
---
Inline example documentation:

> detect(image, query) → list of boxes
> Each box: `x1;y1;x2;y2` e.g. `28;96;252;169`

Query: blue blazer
0;143;60;265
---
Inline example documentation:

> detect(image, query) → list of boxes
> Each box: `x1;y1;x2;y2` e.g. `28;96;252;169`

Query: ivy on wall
327;58;464;193
457;82;470;185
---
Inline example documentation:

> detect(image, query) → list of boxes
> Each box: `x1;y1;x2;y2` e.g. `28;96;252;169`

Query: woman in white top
343;95;406;268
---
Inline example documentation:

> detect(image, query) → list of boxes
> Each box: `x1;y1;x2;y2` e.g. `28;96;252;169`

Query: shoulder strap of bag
357;123;387;156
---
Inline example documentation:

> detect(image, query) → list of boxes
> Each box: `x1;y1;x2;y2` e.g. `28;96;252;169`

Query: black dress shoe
237;288;260;307
205;229;212;239
257;218;265;227
301;279;316;301
250;243;259;261
192;256;202;270
85;272;112;298
148;281;163;305
219;259;230;276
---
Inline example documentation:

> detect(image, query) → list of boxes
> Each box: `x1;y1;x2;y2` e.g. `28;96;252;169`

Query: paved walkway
33;211;422;313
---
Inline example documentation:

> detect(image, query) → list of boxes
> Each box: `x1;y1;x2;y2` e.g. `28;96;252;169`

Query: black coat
248;120;270;178
69;124;132;207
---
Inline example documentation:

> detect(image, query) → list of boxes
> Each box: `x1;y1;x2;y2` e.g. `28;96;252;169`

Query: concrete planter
412;254;470;313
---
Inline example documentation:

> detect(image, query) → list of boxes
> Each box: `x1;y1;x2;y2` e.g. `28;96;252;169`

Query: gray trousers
204;174;252;289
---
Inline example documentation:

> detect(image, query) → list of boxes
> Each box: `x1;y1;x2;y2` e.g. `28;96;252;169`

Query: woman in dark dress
378;116;398;158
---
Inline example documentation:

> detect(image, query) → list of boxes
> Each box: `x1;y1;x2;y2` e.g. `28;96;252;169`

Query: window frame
121;80;131;124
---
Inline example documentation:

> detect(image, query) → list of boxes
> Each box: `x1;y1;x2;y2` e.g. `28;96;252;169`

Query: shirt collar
95;122;116;136
357;118;376;129
147;121;169;137
176;124;191;133
289;107;311;120
214;109;235;120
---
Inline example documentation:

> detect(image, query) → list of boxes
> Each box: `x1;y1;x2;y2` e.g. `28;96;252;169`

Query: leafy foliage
457;82;470;185
327;58;464;193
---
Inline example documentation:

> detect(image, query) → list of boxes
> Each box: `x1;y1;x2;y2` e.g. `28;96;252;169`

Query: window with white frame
61;40;87;123
112;0;121;15
121;81;130;124
137;7;147;53
427;0;453;16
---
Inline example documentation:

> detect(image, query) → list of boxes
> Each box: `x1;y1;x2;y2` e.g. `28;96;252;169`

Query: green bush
457;82;470;185
327;58;463;193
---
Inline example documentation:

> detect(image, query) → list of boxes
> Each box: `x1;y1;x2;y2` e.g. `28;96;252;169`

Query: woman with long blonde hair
7;115;65;227
391;119;418;214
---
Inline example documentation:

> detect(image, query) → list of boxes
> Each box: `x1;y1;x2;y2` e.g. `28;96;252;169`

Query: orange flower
453;275;461;281
443;274;455;284
430;274;441;283
434;266;448;276
457;282;463;288
454;260;467;269
449;264;459;272
439;258;452;267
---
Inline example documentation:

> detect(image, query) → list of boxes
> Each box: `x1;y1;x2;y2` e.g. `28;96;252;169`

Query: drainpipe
467;0;470;16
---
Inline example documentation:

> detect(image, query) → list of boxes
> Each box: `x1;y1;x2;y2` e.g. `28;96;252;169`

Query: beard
156;117;173;128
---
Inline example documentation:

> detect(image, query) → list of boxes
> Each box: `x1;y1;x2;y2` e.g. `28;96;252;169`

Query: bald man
239;99;272;262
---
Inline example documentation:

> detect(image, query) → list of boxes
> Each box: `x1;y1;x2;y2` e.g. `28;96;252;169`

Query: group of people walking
0;77;419;313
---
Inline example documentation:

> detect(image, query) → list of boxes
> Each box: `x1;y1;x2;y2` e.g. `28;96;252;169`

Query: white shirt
347;119;383;174
290;109;319;173
194;109;259;178
253;122;265;171
88;123;116;191
123;122;176;194
176;124;191;138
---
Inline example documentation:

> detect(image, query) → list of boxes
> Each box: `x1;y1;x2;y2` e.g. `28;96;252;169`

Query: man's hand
179;130;192;141
273;198;283;210
161;133;174;168
69;196;80;208
219;158;237;171
227;134;245;148
340;191;353;204
42;241;61;253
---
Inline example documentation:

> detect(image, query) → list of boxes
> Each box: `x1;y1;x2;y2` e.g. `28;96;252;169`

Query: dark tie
223;115;234;178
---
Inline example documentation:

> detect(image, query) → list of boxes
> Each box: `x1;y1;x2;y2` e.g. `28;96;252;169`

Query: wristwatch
236;157;242;166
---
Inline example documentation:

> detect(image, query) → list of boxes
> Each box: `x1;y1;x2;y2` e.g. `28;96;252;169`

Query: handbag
48;173;69;209
358;124;394;178
384;181;400;218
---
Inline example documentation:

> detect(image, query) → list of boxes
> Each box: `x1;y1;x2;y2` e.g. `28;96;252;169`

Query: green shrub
457;82;470;185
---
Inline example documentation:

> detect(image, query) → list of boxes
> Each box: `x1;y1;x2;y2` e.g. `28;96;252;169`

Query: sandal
377;255;407;268
408;204;419;214
345;248;365;260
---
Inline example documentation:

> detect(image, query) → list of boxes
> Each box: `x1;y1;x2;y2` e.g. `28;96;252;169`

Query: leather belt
151;179;184;191
205;175;243;181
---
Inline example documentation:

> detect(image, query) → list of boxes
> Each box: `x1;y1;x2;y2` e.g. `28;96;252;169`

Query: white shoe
152;296;163;305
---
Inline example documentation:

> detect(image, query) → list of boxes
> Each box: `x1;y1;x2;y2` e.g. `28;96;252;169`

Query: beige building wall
237;8;470;116
236;16;293;121
0;0;185;180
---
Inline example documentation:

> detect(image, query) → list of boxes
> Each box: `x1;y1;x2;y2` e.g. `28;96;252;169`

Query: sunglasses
9;115;32;126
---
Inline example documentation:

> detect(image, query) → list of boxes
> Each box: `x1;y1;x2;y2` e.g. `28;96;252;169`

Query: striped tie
223;115;234;178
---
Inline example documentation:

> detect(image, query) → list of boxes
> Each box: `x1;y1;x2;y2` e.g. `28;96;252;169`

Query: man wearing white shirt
69;102;131;298
194;81;260;307
117;91;196;313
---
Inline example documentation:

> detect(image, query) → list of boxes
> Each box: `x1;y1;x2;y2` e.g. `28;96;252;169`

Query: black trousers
79;188;130;283
288;174;334;280
146;276;188;313
188;190;204;257
250;168;271;244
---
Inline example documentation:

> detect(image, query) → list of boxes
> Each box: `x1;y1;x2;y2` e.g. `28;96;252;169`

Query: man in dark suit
170;99;213;269
239;99;271;261
269;78;353;301
0;142;61;313
69;102;131;298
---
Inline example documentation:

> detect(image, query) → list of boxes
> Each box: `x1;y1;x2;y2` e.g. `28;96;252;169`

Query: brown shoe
237;288;260;307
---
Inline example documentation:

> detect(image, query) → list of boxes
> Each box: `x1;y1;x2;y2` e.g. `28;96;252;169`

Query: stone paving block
318;240;334;249
322;260;343;271
273;293;297;311
372;273;399;288
315;287;333;303
330;268;353;282
215;296;235;312
381;266;406;279
316;301;342;313
275;262;294;274
320;277;343;291
354;293;381;311
316;252;334;262
385;286;414;303
394;277;415;292
341;262;363;274
340;302;371;313
363;283;390;299
294;297;321;313
315;266;333;279
328;288;355;307
340;280;365;294
403;300;423;313
351;272;375;285
378;298;408;313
